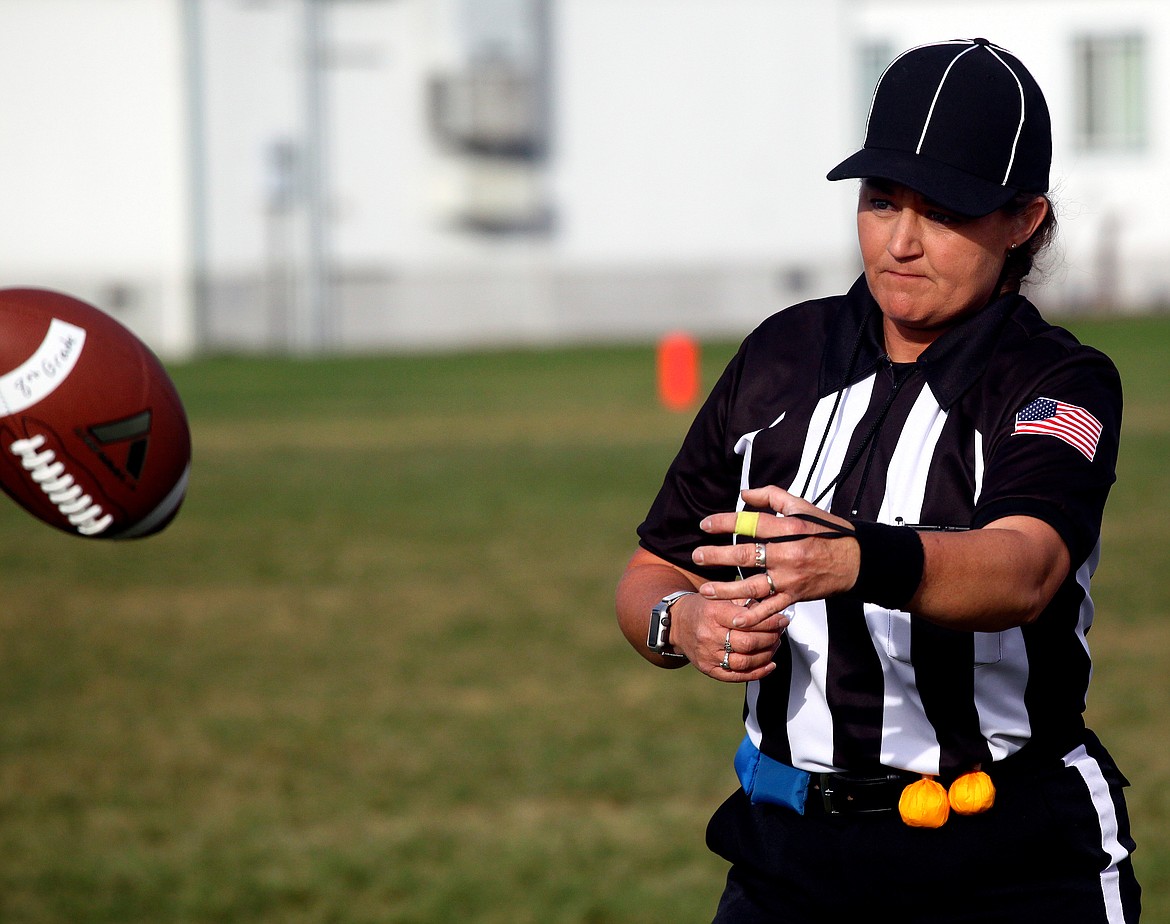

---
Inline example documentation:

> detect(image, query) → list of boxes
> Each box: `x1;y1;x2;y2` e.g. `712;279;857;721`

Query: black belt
807;771;919;815
747;731;1083;817
805;743;1073;816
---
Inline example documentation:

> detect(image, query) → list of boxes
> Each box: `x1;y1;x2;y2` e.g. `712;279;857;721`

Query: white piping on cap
915;44;982;154
864;39;971;141
985;45;1028;186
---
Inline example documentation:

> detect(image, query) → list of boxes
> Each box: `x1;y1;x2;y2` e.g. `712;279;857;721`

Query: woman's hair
998;193;1058;294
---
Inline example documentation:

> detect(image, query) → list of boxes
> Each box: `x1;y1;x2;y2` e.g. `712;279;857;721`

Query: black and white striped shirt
638;275;1122;777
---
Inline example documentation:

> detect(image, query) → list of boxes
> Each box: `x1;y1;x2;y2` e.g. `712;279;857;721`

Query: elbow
1013;598;1046;627
1019;579;1062;625
961;594;1046;633
1011;564;1067;627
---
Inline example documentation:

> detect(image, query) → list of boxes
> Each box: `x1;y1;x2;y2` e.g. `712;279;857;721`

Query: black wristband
850;521;925;610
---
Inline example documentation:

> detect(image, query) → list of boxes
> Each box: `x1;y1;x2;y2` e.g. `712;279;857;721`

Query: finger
708;621;787;673
738;607;793;634
715;649;781;682
697;568;784;605
701;510;809;541
727;626;786;657
692;538;771;571
740;487;855;537
740;485;802;515
701;511;763;538
700;510;806;543
716;595;793;631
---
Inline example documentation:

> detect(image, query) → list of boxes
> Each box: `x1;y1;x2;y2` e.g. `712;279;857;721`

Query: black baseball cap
827;38;1051;217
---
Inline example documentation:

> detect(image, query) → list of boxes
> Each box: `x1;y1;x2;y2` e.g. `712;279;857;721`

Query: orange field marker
657;331;701;411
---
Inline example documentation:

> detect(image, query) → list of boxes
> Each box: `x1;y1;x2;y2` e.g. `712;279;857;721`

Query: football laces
9;434;114;536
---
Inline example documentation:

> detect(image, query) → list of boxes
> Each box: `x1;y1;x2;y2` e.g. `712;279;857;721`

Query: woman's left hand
691;486;861;618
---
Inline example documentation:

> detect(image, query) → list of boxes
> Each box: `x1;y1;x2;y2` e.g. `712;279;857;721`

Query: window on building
1074;33;1147;151
856;41;894;138
427;0;553;233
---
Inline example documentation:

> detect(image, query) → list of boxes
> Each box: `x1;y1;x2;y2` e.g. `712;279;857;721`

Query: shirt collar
821;274;1024;409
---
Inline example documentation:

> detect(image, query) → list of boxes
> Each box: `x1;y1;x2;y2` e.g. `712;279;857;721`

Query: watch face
649;592;694;653
648;604;669;650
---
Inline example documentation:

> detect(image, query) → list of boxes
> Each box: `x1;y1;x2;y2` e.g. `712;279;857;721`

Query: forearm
615;549;704;668
909;516;1070;631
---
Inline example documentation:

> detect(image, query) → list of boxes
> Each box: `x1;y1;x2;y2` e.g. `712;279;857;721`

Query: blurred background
1;3;1168;922
0;0;1166;359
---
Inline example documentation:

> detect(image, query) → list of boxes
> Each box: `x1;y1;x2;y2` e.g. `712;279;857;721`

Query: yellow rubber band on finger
734;511;760;538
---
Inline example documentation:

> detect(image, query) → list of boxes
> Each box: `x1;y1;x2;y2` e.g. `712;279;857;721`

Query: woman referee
616;38;1141;923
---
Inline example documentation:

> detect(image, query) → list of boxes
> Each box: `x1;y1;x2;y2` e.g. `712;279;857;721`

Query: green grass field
0;317;1167;922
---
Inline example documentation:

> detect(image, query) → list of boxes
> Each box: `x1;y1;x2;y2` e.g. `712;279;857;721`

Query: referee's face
857;179;1034;361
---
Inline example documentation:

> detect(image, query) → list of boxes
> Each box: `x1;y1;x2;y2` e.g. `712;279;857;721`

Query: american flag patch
1012;397;1102;460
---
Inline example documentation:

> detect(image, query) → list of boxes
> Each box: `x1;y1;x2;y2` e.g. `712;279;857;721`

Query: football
0;288;191;539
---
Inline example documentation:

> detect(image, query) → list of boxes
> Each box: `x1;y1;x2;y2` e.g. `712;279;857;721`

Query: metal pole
181;0;210;354
302;0;330;352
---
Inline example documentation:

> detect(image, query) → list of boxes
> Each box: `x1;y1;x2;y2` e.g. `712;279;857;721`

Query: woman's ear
1012;195;1050;247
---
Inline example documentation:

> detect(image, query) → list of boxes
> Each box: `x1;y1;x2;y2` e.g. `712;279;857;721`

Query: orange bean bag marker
898;776;950;828
948;770;996;815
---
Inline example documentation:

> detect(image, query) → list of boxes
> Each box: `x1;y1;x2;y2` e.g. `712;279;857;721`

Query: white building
0;0;1164;357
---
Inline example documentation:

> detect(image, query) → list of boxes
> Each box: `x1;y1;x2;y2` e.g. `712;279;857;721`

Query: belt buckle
818;775;843;814
816;772;904;814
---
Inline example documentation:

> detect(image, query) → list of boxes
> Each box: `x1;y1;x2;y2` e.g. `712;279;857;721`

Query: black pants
707;735;1141;923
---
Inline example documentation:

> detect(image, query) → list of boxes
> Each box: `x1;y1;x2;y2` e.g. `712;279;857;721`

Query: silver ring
764;572;777;597
724;629;733;653
754;542;767;569
720;650;731;671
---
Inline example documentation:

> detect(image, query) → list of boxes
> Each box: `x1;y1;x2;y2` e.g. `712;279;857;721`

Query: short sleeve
972;348;1122;566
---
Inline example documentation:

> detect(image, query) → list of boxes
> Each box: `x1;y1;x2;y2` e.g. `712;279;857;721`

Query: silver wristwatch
647;590;695;658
